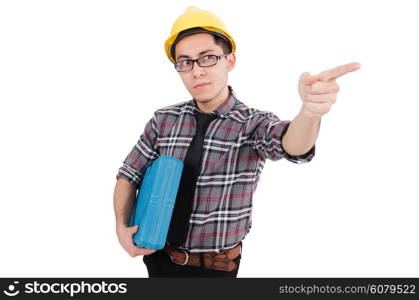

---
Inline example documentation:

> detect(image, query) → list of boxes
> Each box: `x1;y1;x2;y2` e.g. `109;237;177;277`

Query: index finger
317;62;361;81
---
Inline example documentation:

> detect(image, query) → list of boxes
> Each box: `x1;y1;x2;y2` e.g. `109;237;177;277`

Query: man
113;6;361;277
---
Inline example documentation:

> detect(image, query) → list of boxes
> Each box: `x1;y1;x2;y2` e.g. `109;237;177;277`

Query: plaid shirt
116;86;315;253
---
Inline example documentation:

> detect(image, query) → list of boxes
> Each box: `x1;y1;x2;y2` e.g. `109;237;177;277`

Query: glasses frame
174;54;228;72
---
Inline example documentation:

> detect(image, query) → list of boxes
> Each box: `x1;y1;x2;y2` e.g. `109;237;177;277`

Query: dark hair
213;34;231;55
172;28;232;61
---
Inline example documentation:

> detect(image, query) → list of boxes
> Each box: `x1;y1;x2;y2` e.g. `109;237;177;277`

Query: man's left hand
298;62;361;119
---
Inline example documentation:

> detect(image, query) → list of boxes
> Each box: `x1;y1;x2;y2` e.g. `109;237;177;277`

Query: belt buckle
170;249;190;266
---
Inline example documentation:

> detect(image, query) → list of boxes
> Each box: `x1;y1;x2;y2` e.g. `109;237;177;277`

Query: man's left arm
282;62;361;156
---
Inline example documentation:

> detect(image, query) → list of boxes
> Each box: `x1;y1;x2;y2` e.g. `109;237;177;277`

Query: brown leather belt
163;242;242;272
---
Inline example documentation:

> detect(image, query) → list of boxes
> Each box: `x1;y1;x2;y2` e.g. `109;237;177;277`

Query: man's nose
192;61;206;77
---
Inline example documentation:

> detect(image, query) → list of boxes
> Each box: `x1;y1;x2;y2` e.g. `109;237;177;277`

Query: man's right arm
113;177;156;257
113;177;136;228
113;113;160;257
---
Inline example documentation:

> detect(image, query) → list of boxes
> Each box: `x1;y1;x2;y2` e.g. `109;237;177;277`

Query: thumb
300;72;318;86
131;225;139;234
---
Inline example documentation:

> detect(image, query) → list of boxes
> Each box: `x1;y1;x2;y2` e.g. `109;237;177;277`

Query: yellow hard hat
164;6;236;64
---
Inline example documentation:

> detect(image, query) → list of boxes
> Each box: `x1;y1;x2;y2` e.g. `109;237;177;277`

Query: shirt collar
191;85;237;119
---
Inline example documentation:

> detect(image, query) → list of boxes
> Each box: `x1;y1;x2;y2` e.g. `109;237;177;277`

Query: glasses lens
175;60;193;72
198;55;218;67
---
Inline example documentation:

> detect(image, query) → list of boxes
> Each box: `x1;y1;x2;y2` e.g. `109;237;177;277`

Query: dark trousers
142;248;241;278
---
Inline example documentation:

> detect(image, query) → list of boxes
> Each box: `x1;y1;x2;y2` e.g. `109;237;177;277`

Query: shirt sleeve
251;111;315;163
116;113;160;188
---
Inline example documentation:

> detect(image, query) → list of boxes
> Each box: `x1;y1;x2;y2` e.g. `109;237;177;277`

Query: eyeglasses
174;54;228;72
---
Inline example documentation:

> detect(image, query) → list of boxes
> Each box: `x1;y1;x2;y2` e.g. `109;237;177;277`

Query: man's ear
226;53;236;72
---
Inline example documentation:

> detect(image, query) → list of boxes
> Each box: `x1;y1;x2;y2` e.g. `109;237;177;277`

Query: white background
1;0;418;277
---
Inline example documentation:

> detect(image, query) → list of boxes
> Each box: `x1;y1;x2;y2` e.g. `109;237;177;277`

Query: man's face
174;33;236;104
